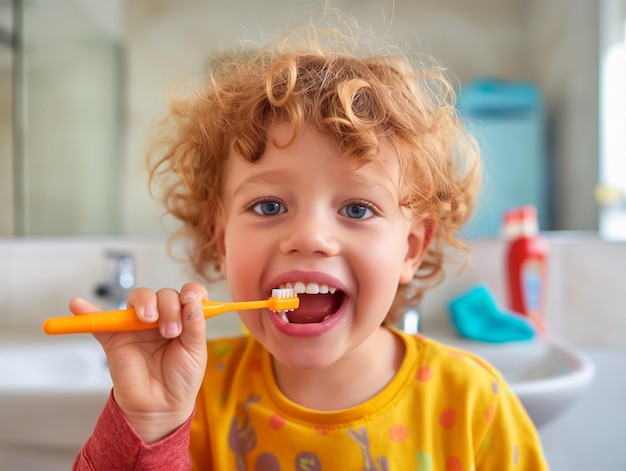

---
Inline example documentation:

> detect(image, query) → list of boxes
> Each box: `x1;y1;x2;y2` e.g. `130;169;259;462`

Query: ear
399;217;435;284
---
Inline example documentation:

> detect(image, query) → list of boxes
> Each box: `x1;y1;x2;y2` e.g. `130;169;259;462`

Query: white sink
0;335;111;469
426;322;596;428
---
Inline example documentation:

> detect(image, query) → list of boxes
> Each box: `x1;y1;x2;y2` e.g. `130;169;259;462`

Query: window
599;0;626;239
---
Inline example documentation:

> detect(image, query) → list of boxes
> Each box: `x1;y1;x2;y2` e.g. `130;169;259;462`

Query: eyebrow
341;172;399;199
231;167;399;201
231;170;289;197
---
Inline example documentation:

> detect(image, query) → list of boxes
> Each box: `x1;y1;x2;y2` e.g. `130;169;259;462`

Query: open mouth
274;282;345;324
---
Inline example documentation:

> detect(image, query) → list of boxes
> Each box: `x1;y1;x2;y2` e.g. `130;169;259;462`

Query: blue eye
252;200;285;216
341;203;374;220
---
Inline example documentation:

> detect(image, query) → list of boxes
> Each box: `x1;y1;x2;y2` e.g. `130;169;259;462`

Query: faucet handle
95;250;135;309
104;250;135;289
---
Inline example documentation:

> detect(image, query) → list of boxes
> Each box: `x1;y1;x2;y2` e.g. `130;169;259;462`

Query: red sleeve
73;391;192;471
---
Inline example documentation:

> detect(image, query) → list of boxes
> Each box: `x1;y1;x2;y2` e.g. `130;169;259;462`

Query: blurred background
1;0;625;239
1;2;625;470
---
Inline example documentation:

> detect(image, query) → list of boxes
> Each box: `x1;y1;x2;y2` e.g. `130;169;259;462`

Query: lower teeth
276;312;332;324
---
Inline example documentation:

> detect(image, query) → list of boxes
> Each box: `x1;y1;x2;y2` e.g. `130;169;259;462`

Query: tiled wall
419;233;626;348
0;236;235;337
1;233;624;345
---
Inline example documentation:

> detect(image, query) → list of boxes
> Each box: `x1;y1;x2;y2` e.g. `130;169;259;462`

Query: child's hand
69;282;208;443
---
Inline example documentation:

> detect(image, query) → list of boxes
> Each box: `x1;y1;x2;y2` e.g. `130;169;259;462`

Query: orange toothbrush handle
43;309;157;335
41;302;231;335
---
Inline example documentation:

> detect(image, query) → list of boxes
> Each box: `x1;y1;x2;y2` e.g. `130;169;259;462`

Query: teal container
457;79;549;238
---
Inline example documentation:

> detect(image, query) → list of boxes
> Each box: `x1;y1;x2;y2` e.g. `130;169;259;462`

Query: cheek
352;235;408;304
221;229;263;299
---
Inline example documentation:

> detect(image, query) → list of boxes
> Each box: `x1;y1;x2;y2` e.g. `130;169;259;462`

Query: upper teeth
280;282;337;295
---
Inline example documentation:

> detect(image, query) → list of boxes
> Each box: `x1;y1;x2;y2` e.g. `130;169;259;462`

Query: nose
279;208;340;256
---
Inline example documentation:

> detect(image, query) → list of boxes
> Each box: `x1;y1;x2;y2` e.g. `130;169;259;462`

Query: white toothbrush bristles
272;288;294;298
271;288;297;315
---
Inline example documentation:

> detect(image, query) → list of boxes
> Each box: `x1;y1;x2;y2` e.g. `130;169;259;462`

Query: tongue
286;293;341;324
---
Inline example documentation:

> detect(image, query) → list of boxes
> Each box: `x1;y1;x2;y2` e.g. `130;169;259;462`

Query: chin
270;342;344;372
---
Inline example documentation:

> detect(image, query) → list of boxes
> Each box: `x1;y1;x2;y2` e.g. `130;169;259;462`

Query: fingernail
181;291;199;302
144;304;157;320
164;322;180;337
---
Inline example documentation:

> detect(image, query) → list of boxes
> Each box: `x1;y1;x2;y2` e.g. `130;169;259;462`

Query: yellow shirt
190;328;549;470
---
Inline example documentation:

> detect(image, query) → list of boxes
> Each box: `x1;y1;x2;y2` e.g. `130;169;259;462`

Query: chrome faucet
94;250;135;309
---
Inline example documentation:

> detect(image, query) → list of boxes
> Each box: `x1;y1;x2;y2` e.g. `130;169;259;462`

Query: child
71;16;549;471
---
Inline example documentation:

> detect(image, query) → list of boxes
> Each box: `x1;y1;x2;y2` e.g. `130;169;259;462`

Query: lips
275;281;345;324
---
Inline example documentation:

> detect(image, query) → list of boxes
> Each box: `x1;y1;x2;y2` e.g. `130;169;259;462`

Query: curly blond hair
147;16;481;324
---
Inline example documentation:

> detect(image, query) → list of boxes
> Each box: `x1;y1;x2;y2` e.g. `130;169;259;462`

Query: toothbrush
42;288;299;335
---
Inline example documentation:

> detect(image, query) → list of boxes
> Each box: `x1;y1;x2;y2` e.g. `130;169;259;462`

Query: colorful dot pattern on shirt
189;329;549;470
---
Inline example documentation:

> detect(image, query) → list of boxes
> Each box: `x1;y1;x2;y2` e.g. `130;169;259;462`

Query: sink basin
0;336;111;453
428;325;595;428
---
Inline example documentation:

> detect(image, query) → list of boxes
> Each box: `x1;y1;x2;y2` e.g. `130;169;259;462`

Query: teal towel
448;284;535;343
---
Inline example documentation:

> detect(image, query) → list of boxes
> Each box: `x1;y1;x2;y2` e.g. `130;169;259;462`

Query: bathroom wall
1;233;623;344
120;0;535;234
0;0;602;236
0;236;234;336
420;233;626;349
2;233;625;348
122;0;600;234
0;22;12;236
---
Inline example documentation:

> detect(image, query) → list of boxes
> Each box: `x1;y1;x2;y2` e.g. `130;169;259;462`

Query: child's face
219;121;430;371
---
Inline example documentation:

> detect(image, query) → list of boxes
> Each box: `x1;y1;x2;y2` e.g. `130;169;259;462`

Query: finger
179;282;209;334
68;297;113;344
127;287;159;323
179;283;209;366
156;288;183;338
179;282;209;307
69;297;102;315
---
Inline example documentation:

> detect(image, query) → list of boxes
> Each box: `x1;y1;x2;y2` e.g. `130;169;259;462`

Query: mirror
0;0;615;236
